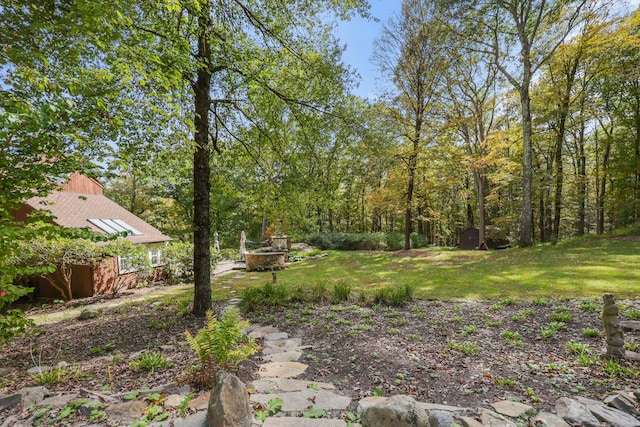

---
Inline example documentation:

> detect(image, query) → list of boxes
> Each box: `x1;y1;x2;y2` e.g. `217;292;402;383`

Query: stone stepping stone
249;325;281;339
589;404;640;427
249;378;335;393
105;400;148;424
264;338;303;350
481;409;517;427
459;416;483;427
418;402;470;413
555;398;600;427
262;351;303;363
490;400;533;418
621;320;640;332
264;332;289;341
261;418;351;427
258;362;307;378
250;389;351;412
532;412;571;427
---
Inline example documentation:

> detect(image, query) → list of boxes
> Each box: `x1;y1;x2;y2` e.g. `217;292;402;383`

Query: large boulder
207;371;252;427
358;395;429;427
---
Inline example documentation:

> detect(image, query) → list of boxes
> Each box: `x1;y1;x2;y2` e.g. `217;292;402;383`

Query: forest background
2;0;640;319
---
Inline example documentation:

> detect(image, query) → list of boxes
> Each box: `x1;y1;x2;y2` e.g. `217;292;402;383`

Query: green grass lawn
212;236;640;301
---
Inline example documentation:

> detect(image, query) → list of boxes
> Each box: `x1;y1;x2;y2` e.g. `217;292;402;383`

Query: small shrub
447;340;480;356
410;233;429;249
184;307;258;387
129;352;173;373
460;325;478;337
240;283;290;312
385;233;405;251
579;299;599;312
566;341;589;355
332;281;352;303
502;330;522;346
532;298;550;306
29;366;89;385
162;241;219;284
582;327;601;338
390;284;415;306
495;377;517;387
624;307;640;320
550;312;571;322
541;328;557;340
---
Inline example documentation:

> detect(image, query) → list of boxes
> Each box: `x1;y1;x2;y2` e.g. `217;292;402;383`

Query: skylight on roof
88;218;143;236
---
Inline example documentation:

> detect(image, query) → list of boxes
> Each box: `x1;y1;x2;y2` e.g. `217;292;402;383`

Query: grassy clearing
214;237;640;301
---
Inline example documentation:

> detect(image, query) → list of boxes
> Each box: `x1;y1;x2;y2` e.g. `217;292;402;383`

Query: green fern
185;307;258;376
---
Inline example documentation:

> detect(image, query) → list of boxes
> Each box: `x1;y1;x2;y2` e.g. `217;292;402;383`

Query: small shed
458;226;509;250
459;227;481;250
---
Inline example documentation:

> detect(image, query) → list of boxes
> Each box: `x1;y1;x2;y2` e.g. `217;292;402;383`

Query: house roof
24;191;172;245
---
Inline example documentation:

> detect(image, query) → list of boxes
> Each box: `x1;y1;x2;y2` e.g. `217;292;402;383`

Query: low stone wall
245;252;287;272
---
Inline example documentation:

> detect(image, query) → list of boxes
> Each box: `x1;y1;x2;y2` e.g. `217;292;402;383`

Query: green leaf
302;407;326;418
266;397;283;414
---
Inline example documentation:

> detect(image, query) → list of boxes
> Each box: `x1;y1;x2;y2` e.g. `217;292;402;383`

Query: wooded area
2;0;640;317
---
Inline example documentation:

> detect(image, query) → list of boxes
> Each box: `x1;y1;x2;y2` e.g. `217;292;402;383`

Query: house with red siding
13;172;172;298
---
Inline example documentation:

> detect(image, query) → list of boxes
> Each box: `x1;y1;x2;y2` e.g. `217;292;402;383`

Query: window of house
149;247;163;267
117;256;136;274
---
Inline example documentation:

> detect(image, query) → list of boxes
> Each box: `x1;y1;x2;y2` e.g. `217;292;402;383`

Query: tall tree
443;49;499;246
373;0;449;250
1;0;368;315
438;0;591;246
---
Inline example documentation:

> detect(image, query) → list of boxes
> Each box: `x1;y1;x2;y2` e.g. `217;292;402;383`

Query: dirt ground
1;291;639;414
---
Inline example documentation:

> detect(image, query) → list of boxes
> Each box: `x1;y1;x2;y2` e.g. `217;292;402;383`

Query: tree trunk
597;132;611;234
576;119;587;236
552;123;564;242
405;163;416;250
520;84;534;246
192;8;213;317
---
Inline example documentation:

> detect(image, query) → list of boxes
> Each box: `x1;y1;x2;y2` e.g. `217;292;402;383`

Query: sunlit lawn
211;236;640;301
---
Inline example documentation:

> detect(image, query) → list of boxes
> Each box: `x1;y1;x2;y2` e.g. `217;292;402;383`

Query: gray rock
78;307;101;320
262;351;302;362
26;365;53;375
261;418;348;427
555;397;600;427
250;389;351;412
173;411;208;427
490;400;533;418
0;367;16;377
207;371;252;427
40;393;80;408
589;404;640;427
164;394;186;408
248;378;335;393
358;395;429;427
263;338;303;352
605;394;640;418
264;332;289;341
104;399;148;423
189;392;211;411
0;386;50;409
258;361;308;378
418;402;470;413
532;412;571;427
458;416;483;427
480;409;517;427
429;410;456;427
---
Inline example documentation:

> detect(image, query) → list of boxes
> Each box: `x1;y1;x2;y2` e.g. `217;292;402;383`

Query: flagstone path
247;325;359;426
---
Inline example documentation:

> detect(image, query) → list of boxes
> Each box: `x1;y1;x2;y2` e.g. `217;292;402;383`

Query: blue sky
334;0;640;100
334;0;400;99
